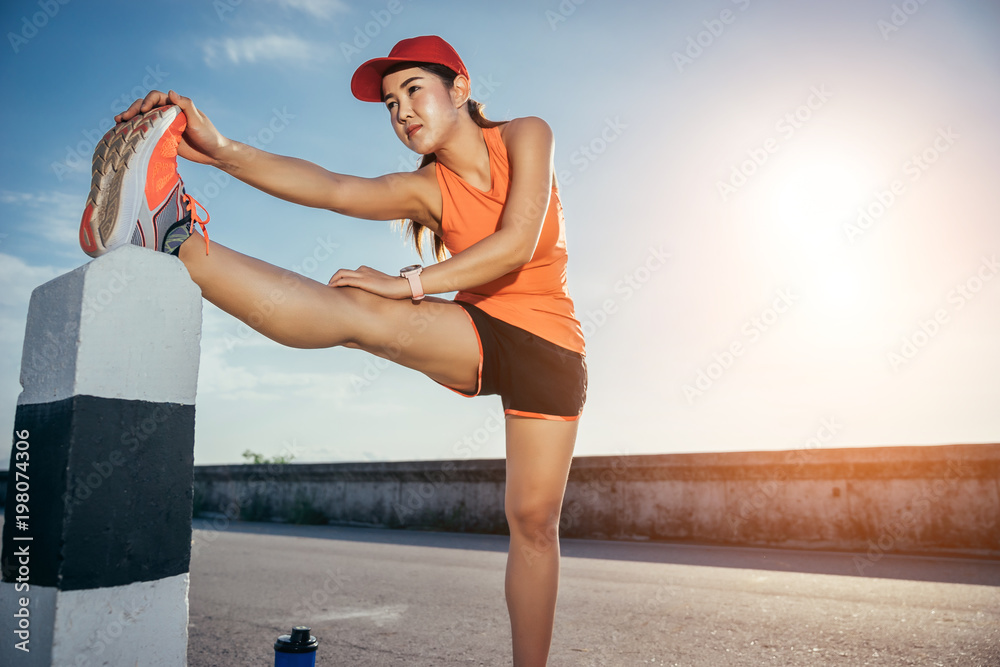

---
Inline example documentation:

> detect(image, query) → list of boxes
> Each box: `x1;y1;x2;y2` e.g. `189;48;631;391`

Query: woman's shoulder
496;117;554;164
497;116;551;143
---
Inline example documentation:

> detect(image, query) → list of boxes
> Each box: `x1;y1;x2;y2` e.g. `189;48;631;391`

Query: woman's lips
407;124;422;138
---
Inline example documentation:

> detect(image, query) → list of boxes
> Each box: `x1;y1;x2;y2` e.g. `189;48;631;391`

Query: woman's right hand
114;89;230;168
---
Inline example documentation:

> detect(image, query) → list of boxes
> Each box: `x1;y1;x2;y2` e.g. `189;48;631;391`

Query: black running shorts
444;301;587;421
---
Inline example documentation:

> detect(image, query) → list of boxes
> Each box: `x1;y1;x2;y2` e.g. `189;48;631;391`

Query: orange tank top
435;124;585;355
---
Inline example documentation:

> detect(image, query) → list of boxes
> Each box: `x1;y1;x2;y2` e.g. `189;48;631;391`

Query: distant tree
242;449;296;465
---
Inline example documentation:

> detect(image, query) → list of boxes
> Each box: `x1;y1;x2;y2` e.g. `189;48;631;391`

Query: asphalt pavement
185;518;1000;666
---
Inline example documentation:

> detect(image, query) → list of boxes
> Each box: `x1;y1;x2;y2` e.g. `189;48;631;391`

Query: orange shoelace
184;194;211;255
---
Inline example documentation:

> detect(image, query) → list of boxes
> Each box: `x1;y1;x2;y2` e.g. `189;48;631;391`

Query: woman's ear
451;74;471;109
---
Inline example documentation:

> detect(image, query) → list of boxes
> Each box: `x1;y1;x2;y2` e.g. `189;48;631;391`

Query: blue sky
1;0;998;466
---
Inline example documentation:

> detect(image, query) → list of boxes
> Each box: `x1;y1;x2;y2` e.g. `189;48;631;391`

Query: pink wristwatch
400;264;424;302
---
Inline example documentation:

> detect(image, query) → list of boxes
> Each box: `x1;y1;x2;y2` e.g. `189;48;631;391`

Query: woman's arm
329;116;555;298
422;116;553;293
115;90;431;222
215;141;430;221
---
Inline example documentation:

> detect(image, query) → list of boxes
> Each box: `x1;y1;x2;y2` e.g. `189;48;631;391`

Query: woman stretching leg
81;36;587;666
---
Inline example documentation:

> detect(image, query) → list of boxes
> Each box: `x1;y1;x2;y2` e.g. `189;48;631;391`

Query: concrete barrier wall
3;444;997;558
179;442;999;558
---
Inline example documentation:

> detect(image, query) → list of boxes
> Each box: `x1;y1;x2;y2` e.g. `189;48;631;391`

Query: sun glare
764;155;884;334
814;261;865;309
773;159;864;231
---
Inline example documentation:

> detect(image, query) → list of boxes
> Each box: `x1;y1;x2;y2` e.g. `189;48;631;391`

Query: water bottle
274;626;319;666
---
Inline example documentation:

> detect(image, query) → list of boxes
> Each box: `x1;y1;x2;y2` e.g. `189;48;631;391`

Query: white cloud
197;347;360;406
273;0;350;21
196;310;357;403
0;252;75;310
202;34;331;67
0;252;77;427
201;360;357;402
1;190;83;249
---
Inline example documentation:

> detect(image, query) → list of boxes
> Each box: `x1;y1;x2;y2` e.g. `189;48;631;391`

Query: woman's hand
114;89;230;168
327;266;412;300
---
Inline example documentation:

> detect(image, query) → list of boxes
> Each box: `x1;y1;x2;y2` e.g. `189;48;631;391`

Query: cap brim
351;57;418;103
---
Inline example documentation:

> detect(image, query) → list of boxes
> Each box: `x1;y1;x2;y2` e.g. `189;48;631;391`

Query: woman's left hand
327;266;411;300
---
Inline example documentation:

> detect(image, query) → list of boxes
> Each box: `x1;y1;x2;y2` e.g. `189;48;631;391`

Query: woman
81;35;586;666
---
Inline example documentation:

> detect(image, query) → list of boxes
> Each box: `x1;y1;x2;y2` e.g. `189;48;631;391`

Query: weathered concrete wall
184;443;999;558
191;459;509;535
560;444;998;559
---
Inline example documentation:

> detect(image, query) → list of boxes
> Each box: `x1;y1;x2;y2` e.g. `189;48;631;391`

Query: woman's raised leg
503;415;579;666
175;231;481;392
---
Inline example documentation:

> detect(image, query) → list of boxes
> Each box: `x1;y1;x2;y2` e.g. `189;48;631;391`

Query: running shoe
79;105;210;258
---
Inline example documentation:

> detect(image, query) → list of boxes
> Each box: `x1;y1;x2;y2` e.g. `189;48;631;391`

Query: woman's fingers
113;100;139;124
167;90;197;119
328;268;360;286
113;89;194;124
327;267;410;300
114;89;171;123
328;267;374;287
139;89;168;113
109;89;229;167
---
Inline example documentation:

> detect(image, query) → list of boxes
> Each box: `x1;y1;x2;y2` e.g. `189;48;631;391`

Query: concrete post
0;245;202;666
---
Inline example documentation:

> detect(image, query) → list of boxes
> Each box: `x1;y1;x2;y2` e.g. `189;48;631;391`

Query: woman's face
381;67;461;153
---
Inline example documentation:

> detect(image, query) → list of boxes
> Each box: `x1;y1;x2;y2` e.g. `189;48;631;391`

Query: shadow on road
191;517;1000;588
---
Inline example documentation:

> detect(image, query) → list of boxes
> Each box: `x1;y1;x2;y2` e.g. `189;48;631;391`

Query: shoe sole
79;106;184;257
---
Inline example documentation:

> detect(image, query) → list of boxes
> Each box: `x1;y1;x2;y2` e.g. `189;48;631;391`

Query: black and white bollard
0;244;202;665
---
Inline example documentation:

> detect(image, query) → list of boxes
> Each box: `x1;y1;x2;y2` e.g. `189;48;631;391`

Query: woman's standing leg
504;416;579;666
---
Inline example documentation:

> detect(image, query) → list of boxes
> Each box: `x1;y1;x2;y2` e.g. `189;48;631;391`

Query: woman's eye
386;101;396;110
408;85;419;94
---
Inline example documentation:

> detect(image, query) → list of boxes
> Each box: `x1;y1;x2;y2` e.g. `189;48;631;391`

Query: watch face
400;264;422;274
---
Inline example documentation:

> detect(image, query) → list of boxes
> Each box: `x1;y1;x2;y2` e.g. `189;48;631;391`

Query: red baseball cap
351;35;469;103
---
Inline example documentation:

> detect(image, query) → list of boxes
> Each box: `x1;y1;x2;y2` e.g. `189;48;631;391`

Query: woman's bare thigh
177;232;480;392
341;292;481;393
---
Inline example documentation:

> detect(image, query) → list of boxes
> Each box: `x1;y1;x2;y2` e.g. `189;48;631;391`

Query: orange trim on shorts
504;409;581;422
437;306;484;398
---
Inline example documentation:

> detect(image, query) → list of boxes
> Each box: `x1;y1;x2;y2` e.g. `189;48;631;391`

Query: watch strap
402;268;424;301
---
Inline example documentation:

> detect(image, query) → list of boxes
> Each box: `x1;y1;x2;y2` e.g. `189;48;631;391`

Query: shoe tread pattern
85;107;174;250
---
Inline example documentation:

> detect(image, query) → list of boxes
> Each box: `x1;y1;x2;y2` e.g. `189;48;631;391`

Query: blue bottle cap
274;626;319;654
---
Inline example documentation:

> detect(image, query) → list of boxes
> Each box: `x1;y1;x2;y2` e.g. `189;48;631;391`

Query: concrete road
186;519;1000;666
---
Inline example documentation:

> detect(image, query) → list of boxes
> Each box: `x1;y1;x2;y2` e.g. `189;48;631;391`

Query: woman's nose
396;103;413;122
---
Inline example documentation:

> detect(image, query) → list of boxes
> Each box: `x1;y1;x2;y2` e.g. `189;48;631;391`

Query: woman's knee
292;284;392;348
259;284;381;349
505;499;563;541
